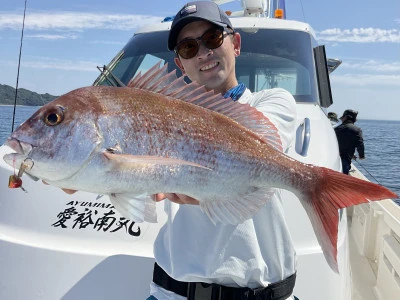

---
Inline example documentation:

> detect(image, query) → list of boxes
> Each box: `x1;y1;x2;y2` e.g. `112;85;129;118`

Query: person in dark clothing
334;109;365;174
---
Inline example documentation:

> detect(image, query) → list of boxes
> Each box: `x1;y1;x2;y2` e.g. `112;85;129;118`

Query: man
150;2;298;299
335;109;365;175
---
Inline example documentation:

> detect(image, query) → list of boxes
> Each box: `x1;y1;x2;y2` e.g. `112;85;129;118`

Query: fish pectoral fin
200;187;275;225
109;193;157;223
103;152;211;170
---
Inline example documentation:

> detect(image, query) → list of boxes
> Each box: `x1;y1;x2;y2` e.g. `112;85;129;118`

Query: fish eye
44;106;65;126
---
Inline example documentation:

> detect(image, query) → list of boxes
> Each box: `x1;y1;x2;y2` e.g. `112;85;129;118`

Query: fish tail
299;167;398;272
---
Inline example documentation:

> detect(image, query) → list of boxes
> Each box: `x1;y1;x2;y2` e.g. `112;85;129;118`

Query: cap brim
168;17;228;50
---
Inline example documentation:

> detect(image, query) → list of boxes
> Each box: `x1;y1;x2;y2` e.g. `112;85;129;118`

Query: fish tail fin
299;167;397;272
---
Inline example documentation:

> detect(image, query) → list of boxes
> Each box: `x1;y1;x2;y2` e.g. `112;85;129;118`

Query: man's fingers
62;188;77;194
167;193;199;205
154;193;199;205
154;193;167;202
42;180;77;194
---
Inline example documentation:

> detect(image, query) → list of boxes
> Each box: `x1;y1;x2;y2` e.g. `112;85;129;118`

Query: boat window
94;28;318;103
237;29;317;102
93;31;179;87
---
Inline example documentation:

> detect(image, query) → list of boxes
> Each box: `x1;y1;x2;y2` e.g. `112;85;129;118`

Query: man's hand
42;180;77;194
353;155;365;160
43;180;199;204
155;193;199;205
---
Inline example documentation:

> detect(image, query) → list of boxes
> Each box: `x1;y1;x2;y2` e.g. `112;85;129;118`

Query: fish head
3;87;102;182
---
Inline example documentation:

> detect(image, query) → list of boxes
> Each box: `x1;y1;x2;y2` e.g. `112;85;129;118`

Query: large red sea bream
3;62;397;272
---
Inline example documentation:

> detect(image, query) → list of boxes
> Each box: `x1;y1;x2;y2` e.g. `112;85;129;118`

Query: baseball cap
168;1;233;51
342;109;358;121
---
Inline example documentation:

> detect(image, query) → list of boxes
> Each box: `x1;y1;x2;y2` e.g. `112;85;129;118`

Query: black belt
152;263;296;300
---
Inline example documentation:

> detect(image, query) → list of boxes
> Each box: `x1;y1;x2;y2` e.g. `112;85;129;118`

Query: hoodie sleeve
239;88;297;152
356;128;365;158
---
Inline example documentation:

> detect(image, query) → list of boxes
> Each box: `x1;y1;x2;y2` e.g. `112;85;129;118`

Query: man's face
174;21;241;95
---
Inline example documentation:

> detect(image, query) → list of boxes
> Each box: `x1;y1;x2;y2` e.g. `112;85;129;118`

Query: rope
353;158;400;193
11;0;28;132
353;158;380;183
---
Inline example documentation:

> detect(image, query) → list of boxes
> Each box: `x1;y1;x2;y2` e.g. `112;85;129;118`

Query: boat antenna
298;0;307;22
11;0;28;132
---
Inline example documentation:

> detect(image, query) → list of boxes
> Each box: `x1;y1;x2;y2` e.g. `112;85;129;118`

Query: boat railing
349;166;400;299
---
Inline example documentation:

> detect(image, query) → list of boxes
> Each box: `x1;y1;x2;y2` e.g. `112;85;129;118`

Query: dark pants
340;156;351;175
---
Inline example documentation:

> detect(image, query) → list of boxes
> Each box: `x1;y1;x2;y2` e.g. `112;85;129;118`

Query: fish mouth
3;138;37;180
3;138;34;169
5;137;33;156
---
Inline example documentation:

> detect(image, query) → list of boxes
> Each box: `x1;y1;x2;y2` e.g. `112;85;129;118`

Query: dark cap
342;109;358;121
168;1;233;50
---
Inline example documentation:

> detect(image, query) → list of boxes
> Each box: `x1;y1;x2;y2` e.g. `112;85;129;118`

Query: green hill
0;84;58;106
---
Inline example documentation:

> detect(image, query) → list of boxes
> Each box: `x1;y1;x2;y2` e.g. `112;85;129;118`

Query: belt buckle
187;282;222;300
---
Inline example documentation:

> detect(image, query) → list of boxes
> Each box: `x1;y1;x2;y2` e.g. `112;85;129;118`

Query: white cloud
317;28;400;43
88;40;126;46
341;60;400;73
1;57;100;72
331;73;400;86
0;11;163;31
26;58;100;72
25;33;79;40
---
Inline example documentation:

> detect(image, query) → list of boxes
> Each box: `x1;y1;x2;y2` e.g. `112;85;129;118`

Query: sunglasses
175;27;234;59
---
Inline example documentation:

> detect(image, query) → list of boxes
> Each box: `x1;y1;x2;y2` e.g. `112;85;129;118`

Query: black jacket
334;120;365;161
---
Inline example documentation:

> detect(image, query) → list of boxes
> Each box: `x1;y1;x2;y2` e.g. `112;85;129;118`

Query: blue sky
1;0;399;120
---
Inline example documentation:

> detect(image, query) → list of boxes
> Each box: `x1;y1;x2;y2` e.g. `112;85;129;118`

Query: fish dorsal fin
127;61;282;152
